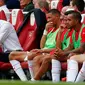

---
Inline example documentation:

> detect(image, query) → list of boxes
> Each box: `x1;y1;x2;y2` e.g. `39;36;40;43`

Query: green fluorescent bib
62;29;70;50
44;28;60;49
72;24;85;49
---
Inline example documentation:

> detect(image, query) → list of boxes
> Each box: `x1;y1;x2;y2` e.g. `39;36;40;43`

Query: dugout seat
18;12;39;51
17;8;47;51
0;10;7;21
50;0;59;9
82;15;85;24
10;9;24;31
50;0;63;12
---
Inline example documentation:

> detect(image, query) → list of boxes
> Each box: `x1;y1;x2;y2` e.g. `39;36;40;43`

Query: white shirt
0;5;10;21
0;20;23;52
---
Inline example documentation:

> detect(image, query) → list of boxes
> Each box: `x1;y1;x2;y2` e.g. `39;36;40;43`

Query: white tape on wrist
24;51;30;61
43;29;48;35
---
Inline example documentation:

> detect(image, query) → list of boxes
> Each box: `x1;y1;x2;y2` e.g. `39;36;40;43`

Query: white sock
10;60;27;81
67;60;78;82
31;78;36;81
28;60;34;79
75;61;85;82
51;59;61;82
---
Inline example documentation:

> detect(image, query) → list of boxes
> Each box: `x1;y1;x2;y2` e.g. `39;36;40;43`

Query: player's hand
45;22;53;31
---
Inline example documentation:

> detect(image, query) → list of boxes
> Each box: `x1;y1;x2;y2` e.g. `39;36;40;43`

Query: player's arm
40;22;53;49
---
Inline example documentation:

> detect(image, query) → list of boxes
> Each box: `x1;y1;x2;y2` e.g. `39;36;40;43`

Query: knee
9;52;17;60
69;55;77;61
33;56;40;64
28;53;35;60
42;56;51;64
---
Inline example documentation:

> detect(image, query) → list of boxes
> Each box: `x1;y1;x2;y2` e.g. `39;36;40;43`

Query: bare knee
9;52;17;60
42;56;51;65
28;53;35;60
69;55;78;61
33;56;41;65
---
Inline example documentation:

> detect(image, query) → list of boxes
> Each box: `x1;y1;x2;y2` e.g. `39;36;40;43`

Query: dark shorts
0;52;10;62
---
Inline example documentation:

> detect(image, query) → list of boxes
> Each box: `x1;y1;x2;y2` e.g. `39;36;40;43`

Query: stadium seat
61;62;67;70
0;62;28;70
0;10;7;21
10;9;24;31
50;0;59;9
18;12;38;51
18;8;47;51
0;62;12;70
82;14;85;24
50;0;63;12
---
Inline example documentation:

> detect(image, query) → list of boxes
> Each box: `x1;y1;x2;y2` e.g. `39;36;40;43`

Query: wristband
43;29;48;35
24;51;30;61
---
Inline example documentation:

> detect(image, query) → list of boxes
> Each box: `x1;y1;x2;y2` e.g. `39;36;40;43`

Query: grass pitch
0;80;85;85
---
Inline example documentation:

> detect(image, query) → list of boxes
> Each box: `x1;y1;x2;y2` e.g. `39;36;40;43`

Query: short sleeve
81;27;85;43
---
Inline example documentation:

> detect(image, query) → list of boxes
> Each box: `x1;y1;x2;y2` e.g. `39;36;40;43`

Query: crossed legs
9;51;38;81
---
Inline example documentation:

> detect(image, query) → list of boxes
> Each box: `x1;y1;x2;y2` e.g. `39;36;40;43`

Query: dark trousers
0;52;10;62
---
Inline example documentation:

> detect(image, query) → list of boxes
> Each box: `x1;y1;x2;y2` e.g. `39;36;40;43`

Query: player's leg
51;58;61;82
66;54;80;82
70;54;85;82
33;54;52;80
9;51;28;81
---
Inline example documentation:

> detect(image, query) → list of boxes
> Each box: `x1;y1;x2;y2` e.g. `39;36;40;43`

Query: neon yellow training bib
44;28;60;49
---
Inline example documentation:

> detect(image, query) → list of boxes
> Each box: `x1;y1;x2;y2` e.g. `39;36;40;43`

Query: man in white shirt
0;20;23;62
0;0;10;21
